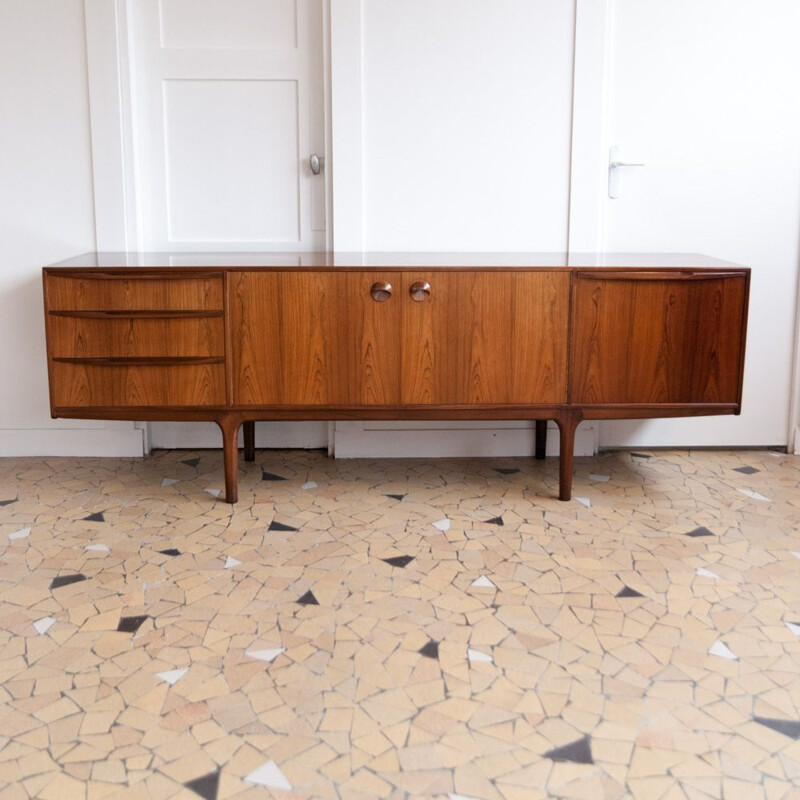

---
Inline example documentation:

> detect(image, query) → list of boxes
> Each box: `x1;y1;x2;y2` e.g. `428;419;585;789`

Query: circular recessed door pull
409;280;431;301
370;281;392;302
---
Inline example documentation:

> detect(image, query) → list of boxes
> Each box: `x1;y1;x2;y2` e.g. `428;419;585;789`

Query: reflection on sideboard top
44;251;745;271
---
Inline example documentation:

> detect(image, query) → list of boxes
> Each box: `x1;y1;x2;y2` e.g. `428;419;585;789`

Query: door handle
409;281;431;301
309;154;325;175
608;146;645;199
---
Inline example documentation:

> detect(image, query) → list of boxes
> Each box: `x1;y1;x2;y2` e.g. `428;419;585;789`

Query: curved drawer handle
409;280;431;301
370;281;393;302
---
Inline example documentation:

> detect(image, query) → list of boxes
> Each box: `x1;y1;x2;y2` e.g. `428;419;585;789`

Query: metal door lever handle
609;160;645;168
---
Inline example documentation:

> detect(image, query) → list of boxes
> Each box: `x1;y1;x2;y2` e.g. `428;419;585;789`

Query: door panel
231;270;569;408
571;273;747;405
131;0;325;251
231;271;402;405
401;272;569;405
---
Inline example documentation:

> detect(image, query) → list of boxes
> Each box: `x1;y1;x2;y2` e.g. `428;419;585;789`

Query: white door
600;0;800;448
129;0;329;449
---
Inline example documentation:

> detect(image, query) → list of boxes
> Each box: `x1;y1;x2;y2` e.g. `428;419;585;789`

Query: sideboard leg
555;412;582;501
216;416;242;504
535;420;548;460
243;421;256;462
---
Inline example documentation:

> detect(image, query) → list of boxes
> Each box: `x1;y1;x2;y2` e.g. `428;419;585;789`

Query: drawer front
47;316;224;359
571;271;748;405
45;274;223;311
51;363;226;408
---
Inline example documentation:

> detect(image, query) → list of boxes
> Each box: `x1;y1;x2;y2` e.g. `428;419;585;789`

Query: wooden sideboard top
44;251;747;272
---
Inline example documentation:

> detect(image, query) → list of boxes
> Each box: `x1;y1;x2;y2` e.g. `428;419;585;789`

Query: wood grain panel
48;317;224;358
46;275;223;310
401;272;569;404
571;274;747;404
51;363;226;407
230;271;402;405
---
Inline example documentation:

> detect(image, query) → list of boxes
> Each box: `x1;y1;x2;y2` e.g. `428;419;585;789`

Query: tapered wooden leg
555;412;582;501
216;416;242;504
535;419;548;460
243;420;256;462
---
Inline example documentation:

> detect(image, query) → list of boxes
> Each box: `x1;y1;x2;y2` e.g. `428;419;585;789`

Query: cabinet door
571;272;748;405
400;271;569;405
231;271;402;405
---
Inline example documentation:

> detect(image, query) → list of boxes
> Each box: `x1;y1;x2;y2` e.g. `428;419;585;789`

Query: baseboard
0;424;144;457
147;421;329;450
331;420;597;458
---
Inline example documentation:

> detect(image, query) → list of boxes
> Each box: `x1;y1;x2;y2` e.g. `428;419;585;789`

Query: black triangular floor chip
261;471;287;481
158;548;181;556
544;735;593;764
182;457;201;468
268;520;298;532
382;555;415;568
494;468;520;475
754;717;800;739
185;770;220;800
687;526;715;537
0;498;17;506
50;574;87;590
485;516;504;526
297;590;319;605
385;494;405;501
616;586;644;598
631;452;651;459
733;465;760;475
418;640;439;659
83;512;105;522
117;615;149;633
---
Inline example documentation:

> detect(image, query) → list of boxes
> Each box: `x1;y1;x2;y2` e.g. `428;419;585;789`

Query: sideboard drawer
45;274;223;311
47;316;224;359
51;362;226;408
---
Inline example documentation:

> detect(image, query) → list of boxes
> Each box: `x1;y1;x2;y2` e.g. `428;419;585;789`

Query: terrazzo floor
0;447;799;800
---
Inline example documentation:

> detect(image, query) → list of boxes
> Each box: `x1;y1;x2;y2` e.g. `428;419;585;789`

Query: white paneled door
130;0;328;449
600;0;800;448
131;0;326;252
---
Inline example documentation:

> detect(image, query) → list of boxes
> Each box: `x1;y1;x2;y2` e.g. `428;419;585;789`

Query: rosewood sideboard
42;252;750;504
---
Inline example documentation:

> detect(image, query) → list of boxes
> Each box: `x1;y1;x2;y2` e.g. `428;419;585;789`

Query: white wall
0;0;143;456
361;0;576;251
599;0;800;449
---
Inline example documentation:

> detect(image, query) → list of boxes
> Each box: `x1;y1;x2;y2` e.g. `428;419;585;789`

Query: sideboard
42;252;750;504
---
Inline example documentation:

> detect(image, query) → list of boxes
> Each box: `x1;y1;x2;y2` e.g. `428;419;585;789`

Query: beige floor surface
0;447;799;800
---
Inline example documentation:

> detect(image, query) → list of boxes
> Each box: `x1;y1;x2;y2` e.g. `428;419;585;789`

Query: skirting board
149;420;597;458
0;424;144;457
331;420;597;458
148;421;329;450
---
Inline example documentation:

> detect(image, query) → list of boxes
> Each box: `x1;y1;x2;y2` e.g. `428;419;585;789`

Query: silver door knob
309;154;325;175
